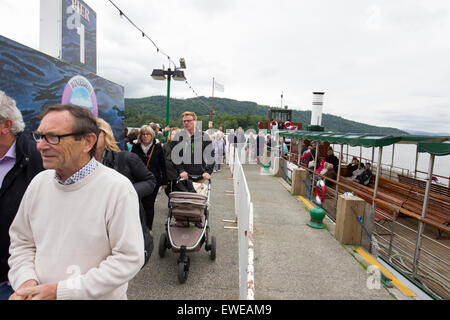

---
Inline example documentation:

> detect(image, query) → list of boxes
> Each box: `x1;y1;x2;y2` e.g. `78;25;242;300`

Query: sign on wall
61;0;97;73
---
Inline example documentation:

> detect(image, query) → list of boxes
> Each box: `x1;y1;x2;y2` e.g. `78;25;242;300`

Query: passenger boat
265;93;450;299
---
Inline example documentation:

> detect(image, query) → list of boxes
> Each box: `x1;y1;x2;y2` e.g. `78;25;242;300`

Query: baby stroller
158;175;216;284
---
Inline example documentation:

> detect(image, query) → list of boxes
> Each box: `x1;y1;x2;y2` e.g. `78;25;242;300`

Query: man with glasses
8;104;144;300
172;111;214;182
0;91;44;300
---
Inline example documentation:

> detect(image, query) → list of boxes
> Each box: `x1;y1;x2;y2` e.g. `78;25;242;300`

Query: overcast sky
1;0;449;133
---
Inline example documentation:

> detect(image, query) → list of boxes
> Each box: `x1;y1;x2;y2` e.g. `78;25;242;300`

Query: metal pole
334;144;344;210
390;144;395;179
310;141;320;199
414;146;419;179
412;154;435;278
210;77;215;125
372;147;375;165
165;69;172;127
346;144;349;163
360;146;362;164
371;146;383;240
373;146;383;200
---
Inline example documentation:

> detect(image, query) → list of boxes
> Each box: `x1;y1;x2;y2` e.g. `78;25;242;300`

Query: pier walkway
127;163;395;300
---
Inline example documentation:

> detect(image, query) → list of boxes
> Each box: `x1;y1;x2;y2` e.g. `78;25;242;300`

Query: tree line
124;95;407;135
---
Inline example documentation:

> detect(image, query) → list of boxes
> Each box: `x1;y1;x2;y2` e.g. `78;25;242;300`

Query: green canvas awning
417;141;450;156
279;131;401;147
398;135;449;144
278;130;450;150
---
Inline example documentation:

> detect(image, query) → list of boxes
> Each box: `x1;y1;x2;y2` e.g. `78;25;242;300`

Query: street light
151;59;186;127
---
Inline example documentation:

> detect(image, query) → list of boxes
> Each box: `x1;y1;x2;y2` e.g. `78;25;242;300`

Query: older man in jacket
0;91;44;300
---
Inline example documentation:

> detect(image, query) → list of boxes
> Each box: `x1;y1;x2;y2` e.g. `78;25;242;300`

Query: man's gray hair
0;90;25;135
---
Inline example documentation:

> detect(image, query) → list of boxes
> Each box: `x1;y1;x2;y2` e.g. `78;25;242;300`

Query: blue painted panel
0;35;125;148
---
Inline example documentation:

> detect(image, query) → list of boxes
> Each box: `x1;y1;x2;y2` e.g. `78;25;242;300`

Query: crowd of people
0;91;224;300
298;142;373;187
1;92;276;300
1;89;376;300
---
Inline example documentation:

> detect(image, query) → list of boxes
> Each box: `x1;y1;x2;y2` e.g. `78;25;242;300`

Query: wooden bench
339;175;450;238
398;174;450;198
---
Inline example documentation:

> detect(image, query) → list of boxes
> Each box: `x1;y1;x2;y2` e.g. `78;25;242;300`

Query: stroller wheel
159;232;168;258
210;236;216;261
178;261;189;284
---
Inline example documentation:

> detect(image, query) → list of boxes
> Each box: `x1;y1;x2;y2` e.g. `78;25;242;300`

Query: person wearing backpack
95;118;156;266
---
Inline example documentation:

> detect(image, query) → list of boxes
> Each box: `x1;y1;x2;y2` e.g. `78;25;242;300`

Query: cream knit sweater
8;164;144;300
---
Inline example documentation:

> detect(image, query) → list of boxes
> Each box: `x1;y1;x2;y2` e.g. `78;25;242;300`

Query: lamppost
151;58;186;127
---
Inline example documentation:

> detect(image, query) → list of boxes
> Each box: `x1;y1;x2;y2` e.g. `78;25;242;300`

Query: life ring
284;121;292;129
315;179;326;205
270;121;278;130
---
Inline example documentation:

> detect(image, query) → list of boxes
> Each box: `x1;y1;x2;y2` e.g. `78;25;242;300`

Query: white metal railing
230;146;255;300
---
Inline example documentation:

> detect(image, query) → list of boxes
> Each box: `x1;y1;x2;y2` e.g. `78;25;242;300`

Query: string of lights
185;80;211;108
107;0;211;106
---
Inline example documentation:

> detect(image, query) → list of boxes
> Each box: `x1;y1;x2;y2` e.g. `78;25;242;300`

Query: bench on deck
337;175;450;238
398;174;450;198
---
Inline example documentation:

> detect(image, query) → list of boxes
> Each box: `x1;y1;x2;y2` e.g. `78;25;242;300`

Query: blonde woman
95;118;156;208
131;125;168;232
94;118;156;266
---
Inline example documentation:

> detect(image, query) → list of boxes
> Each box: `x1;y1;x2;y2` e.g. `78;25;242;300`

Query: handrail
379;176;450;202
415;169;450;182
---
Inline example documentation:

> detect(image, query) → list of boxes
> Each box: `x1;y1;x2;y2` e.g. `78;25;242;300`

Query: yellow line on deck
298;196;314;210
298;195;415;297
356;248;416;297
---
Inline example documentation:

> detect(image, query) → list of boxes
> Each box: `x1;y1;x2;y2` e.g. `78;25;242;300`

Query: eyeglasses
32;132;85;145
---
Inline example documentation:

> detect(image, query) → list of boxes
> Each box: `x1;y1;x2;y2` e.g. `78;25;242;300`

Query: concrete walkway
127;168;239;300
127;163;395;300
245;164;394;300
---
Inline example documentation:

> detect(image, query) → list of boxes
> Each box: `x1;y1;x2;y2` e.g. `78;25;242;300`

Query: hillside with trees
125;96;407;135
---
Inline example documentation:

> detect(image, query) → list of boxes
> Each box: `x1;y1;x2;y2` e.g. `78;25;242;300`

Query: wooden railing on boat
337;175;450;235
299;163;450;237
398;174;450;198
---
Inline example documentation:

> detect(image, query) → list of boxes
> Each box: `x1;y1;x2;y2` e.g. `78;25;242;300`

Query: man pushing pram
159;112;216;283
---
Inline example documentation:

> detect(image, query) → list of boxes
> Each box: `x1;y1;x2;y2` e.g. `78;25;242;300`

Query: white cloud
0;0;449;133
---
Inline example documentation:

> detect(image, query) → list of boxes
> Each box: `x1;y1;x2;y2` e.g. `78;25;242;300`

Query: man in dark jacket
357;163;373;186
325;147;339;173
172;112;214;181
0;91;44;299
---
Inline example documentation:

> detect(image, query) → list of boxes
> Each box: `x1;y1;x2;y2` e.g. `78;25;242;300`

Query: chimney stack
311;92;324;126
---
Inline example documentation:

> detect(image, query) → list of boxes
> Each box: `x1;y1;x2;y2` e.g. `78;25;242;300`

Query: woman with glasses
131;125;168;233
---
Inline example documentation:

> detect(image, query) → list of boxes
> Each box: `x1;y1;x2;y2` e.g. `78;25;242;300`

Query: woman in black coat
131;125;168;231
95;119;157;205
95;119;157;265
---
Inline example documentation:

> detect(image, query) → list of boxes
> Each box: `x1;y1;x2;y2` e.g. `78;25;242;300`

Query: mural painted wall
0;35;125;146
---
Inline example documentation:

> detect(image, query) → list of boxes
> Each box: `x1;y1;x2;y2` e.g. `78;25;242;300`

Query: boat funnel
311;92;325;126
